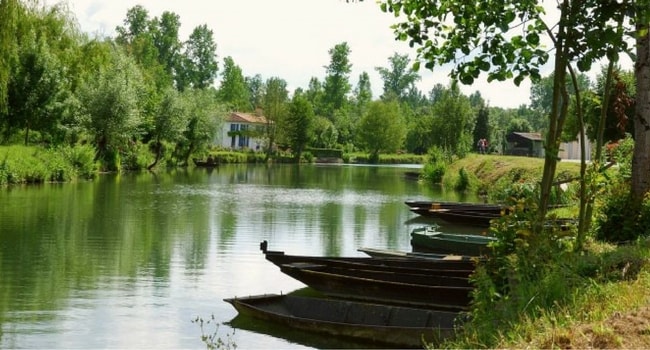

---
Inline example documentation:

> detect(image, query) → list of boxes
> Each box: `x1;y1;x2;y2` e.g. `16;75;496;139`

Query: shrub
421;146;451;184
454;167;470;191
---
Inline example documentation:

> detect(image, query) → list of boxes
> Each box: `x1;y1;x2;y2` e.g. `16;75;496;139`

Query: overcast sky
58;0;569;109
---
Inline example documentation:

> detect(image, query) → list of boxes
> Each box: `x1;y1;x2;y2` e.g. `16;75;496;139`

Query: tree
305;77;325;116
178;24;218;90
0;0;22;118
473;107;490;152
178;88;224;165
150;11;182;77
630;12;650;201
352;72;372;117
430;82;474;156
7;37;68;144
262;77;289;160
245;74;264;110
286;92;315;161
147;87;186;170
375;52;420;101
322;42;352;118
357;100;406;162
217;56;250;111
79;47;144;169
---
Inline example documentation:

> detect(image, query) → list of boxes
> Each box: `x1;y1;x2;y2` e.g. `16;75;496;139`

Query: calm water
0;163;480;349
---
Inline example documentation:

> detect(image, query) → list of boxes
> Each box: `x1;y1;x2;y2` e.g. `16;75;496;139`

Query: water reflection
0;163;479;349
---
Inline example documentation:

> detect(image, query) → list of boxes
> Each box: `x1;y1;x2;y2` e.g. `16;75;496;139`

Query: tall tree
286;91;315;161
430;82;474;156
631;5;650;202
245;74;264;110
375;52;420;101
178;24;218;90
151;11;182;77
79;47;144;169
352;72;373;117
357;100;406;162
217;56;250;111
473;106;490;152
262;77;289;160
178;88;224;165
305;77;325;116
322;42;352;118
147;87;186;170
0;0;22;117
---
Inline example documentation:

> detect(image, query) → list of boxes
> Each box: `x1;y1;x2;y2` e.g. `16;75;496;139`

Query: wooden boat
278;262;473;310
261;241;477;273
409;207;501;227
192;157;219;167
357;247;476;262
224;294;459;348
285;262;472;287
405;200;507;213
410;226;497;256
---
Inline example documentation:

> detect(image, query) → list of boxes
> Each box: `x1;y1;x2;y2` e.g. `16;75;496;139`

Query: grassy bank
439;153;650;349
439;154;583;202
0;145;97;185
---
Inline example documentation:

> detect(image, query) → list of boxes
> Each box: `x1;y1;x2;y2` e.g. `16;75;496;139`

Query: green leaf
526;32;540;46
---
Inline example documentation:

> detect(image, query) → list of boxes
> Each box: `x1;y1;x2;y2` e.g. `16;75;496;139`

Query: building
505;131;592;160
218;112;268;150
506;132;545;157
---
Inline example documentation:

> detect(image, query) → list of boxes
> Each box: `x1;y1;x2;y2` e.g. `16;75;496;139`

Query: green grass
0;144;97;185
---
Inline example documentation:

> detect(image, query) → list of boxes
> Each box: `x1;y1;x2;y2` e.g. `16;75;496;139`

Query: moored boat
410;226;497;256
261;241;477;273
224;293;460;348
278;262;473;310
409;207;502;227
357;247;477;262
192;157;219;167
284;262;472;287
405;200;506;213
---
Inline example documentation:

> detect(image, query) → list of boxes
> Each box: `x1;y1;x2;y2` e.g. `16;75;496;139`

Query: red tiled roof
227;112;268;124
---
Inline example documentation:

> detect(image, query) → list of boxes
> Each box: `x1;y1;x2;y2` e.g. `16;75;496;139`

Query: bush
421;146;451;184
454;167;470;191
595;183;650;243
60;144;97;179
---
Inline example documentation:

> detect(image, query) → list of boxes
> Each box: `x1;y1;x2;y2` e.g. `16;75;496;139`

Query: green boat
410;226;497;256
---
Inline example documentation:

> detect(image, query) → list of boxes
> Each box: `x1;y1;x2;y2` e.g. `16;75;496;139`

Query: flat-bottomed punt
261;240;477;274
279;262;473;310
357;247;476;262
224;294;460;348
410;226;497;256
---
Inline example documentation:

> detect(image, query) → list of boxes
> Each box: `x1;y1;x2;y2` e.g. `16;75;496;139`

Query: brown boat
278;262;473;310
224;293;460;348
261;241;477;274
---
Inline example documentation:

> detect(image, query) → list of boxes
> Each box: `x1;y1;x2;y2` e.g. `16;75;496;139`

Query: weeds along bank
0;145;97;185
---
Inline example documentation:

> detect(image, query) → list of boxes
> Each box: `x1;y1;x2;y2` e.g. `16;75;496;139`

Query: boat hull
224;294;459;348
279;263;472;310
410;227;497;256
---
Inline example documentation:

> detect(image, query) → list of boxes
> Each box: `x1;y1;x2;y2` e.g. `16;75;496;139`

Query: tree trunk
537;5;570;233
147;141;161;170
631;20;650;202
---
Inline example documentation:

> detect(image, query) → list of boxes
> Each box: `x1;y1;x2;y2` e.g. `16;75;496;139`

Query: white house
218;112;268;150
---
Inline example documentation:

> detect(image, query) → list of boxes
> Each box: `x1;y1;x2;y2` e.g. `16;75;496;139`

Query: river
0;163;481;349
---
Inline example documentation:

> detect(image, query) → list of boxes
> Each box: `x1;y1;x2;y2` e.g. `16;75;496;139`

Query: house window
239;124;249;148
230;123;239;148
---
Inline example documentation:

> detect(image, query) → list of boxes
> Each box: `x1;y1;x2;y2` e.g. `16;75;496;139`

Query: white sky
55;0;632;109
